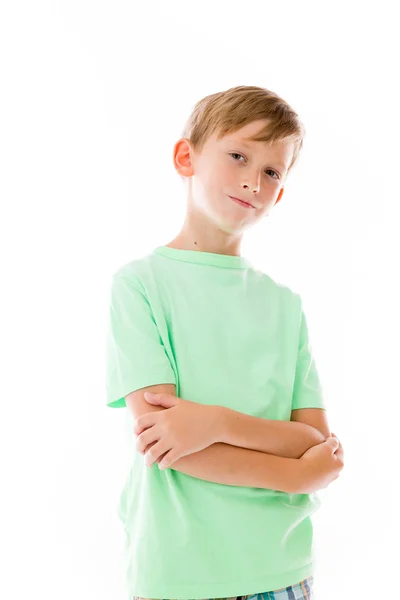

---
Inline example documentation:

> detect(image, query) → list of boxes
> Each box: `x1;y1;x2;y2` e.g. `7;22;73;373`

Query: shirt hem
128;563;314;598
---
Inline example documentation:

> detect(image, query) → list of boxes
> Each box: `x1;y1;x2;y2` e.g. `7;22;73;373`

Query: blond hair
181;85;305;178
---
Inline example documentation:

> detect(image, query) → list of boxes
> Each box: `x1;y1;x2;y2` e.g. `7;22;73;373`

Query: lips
229;196;256;208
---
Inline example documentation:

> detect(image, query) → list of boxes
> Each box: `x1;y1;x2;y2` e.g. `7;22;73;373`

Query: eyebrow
228;139;288;172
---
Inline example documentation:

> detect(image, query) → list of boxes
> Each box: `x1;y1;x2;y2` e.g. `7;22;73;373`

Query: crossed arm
128;386;329;493
162;406;327;493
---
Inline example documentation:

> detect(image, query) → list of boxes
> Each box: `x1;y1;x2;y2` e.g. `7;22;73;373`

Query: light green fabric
105;245;326;599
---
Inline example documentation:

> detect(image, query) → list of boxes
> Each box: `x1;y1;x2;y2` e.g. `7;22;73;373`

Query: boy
105;85;344;600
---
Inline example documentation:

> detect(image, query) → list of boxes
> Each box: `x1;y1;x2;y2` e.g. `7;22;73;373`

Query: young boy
105;85;344;600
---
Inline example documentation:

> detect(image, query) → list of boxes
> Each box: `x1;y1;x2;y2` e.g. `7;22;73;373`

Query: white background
1;1;399;599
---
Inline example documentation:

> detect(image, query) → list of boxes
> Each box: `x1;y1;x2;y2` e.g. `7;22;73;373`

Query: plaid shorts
133;575;314;600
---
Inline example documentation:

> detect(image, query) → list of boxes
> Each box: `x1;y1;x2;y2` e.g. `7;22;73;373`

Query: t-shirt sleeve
291;301;327;411
105;272;176;408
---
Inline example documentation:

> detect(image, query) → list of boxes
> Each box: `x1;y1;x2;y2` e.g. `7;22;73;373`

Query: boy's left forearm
216;406;326;459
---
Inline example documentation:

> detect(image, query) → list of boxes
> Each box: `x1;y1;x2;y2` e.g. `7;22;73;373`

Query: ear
173;138;195;177
275;186;285;205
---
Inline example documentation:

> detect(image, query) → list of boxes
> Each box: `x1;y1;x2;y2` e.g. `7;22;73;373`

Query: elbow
296;427;326;460
310;426;328;444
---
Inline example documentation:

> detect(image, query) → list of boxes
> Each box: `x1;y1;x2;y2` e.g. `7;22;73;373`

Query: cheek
193;163;231;205
196;169;219;198
207;165;233;193
217;163;232;180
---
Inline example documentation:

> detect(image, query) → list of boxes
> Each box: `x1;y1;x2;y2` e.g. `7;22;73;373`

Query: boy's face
176;119;295;234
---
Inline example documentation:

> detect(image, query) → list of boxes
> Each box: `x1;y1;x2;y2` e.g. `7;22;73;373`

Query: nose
242;176;261;194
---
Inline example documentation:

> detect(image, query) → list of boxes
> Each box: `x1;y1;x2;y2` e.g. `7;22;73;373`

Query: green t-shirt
105;245;326;599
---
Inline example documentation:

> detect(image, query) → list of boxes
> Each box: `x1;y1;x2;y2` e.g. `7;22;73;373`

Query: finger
157;449;169;464
143;393;162;404
144;393;178;409
159;449;177;470
136;427;157;454
328;436;340;450
134;413;156;436
144;439;170;468
335;443;344;463
145;440;159;458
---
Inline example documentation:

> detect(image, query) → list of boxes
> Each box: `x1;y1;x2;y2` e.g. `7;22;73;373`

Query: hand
297;432;345;494
133;392;221;470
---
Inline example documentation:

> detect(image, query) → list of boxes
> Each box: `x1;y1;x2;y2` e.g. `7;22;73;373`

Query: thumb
328;433;339;447
144;392;177;408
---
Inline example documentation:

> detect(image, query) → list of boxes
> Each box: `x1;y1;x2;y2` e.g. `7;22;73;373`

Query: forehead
228;138;265;147
221;135;284;150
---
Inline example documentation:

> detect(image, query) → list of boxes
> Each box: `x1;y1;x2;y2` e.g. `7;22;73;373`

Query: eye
265;169;279;180
229;153;280;180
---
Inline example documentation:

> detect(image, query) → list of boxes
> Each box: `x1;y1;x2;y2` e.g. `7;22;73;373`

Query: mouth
229;196;256;209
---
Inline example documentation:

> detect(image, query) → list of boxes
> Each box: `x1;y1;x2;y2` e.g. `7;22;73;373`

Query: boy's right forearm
165;441;302;493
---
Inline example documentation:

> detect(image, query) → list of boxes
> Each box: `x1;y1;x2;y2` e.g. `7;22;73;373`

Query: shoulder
111;252;156;285
249;266;302;310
